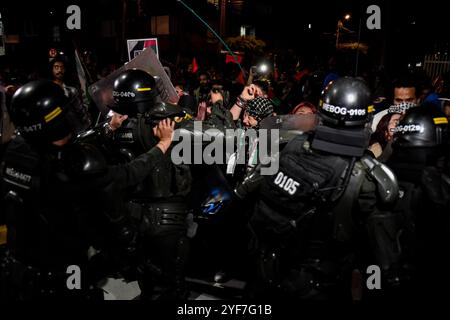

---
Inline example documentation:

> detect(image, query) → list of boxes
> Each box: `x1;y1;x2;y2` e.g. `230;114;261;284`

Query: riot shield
260;114;318;131
88;47;179;116
260;114;318;145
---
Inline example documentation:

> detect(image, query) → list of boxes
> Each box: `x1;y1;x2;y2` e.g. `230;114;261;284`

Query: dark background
0;0;449;78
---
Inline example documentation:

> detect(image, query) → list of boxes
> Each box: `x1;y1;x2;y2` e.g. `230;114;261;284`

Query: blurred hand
240;84;257;101
196;102;207;121
153;118;175;154
253;85;264;98
109;112;128;131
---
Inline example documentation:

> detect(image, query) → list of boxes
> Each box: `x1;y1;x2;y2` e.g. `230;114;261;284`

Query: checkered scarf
246;97;274;121
388;102;417;114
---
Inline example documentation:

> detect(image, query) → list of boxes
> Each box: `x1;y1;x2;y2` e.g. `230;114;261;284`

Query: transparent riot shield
88;46;179;116
260;114;319;145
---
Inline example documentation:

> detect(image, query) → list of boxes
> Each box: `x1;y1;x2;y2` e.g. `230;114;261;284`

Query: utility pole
336;20;342;49
355;17;362;76
336;14;351;49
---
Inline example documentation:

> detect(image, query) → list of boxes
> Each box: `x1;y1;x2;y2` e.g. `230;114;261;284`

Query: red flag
143;39;159;58
226;54;243;64
294;70;308;82
236;70;246;85
192;57;199;73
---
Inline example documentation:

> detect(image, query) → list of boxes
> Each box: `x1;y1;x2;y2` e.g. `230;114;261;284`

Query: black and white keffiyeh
388;102;417;114
246;97;274;120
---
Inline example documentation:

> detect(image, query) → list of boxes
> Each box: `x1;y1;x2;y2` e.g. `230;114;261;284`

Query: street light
336;14;352;49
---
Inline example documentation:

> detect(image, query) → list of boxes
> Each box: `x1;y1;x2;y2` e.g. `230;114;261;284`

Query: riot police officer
387;104;450;298
235;77;399;300
108;69;193;300
0;79;174;300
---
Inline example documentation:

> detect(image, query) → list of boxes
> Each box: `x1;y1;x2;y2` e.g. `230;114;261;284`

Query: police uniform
387;104;450;298
107;69;193;300
235;77;399;300
0;80;166;300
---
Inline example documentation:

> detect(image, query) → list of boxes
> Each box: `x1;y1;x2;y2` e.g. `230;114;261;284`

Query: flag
74;49;90;107
226;54;243;64
236;70;246;85
192;57;199;73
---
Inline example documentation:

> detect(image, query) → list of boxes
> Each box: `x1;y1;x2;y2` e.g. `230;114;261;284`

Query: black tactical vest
252;133;351;239
1;137;104;268
114;116;192;201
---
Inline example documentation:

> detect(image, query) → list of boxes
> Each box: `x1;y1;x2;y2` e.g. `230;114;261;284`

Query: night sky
1;0;449;75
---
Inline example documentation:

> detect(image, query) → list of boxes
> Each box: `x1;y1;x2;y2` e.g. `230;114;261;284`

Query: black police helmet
148;101;186;119
393;103;449;149
9;80;72;143
111;69;157;116
319;77;373;127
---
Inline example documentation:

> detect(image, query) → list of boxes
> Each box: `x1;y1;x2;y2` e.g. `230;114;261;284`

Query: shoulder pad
3;136;40;168
2;138;39;191
360;155;399;205
68;143;108;177
281;132;310;154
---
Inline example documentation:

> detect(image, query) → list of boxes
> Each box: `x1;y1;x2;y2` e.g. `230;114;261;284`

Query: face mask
388;102;417;114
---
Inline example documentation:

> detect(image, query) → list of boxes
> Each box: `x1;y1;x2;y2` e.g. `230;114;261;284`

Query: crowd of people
0;50;449;301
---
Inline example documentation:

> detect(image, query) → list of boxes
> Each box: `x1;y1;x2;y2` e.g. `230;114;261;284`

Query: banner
89;46;178;115
74;49;89;106
127;38;159;61
225;54;243;64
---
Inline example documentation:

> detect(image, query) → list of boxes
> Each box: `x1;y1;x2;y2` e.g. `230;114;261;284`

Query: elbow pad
361;155;399;206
